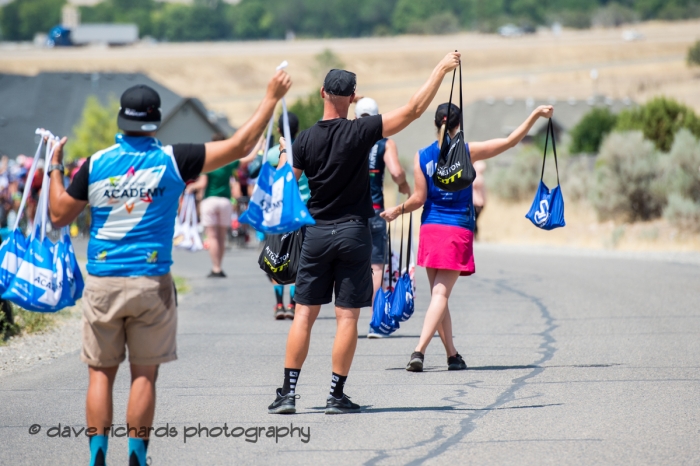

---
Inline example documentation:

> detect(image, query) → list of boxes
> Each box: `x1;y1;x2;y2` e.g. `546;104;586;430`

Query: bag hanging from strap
389;209;415;323
370;223;399;335
174;194;203;252
525;119;566;230
61;227;84;303
3;136;73;312
240;62;316;234
432;56;476;192
0;130;48;293
258;228;304;285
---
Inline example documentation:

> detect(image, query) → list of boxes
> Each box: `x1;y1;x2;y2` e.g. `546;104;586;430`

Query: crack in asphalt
364;278;559;465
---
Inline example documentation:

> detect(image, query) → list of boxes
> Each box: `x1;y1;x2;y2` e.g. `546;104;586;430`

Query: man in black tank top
355;98;411;339
268;52;461;415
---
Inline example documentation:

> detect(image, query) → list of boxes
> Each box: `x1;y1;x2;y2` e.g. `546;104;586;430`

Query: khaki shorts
81;274;177;367
200;196;232;228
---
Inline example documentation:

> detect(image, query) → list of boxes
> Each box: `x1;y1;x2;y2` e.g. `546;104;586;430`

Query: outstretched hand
534;105;554;119
380;205;402;222
49;136;68;165
267;70;292;100
439;51;461;74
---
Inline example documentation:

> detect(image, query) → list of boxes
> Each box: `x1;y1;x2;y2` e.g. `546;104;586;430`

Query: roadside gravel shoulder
0;308;81;378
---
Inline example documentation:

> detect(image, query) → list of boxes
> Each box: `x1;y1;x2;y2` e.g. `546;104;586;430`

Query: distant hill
2;0;700;42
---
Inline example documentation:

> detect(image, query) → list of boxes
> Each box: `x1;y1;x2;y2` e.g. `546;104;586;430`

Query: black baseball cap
117;85;162;132
278;112;299;138
323;69;356;97
435;103;461;129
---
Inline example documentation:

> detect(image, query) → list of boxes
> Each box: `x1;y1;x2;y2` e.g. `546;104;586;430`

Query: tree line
2;0;700;42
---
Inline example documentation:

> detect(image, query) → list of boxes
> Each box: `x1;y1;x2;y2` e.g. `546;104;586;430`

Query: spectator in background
186;134;261;278
472;160;487;239
265;112;310;320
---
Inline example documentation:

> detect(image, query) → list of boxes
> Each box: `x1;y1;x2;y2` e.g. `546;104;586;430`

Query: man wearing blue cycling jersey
47;71;291;466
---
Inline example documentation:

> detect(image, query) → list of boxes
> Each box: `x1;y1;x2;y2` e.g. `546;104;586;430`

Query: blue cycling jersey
419;140;475;230
86;134;185;277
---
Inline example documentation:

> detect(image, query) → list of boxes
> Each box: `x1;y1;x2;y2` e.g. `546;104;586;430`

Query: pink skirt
417;224;475;276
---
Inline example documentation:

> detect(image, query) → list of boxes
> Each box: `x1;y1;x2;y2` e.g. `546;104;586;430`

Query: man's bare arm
381;52;460;138
202;71;292;173
47;137;88;227
383;139;410;195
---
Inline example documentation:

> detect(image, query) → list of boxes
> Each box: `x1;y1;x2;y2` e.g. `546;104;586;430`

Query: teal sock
289;285;296;305
273;285;284;306
128;438;149;466
89;435;108;466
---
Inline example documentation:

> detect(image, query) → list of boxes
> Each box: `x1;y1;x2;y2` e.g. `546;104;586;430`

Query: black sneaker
284;304;295;320
207;270;226;278
268;388;299;414
325;394;361;414
447;353;468;371
406;351;424;372
274;304;286;320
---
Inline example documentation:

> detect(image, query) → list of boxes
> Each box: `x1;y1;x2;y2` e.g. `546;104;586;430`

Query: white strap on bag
31;135;59;241
276;61;295;169
14;130;52;231
175;193;202;251
187;194;203;251
260;115;275;167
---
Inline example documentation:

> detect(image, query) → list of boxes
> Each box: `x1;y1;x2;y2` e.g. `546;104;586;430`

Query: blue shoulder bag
370;223;399;335
389;209;415;322
240;98;315;234
526;119;566;230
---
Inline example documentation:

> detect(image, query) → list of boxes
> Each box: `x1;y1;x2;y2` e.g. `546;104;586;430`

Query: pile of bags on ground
0;130;84;313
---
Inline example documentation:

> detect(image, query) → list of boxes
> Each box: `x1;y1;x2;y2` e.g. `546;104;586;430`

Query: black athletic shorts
294;219;373;309
369;210;387;265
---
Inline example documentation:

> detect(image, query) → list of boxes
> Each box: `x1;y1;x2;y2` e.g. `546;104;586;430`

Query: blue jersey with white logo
368;138;387;209
86;134;185;277
419;141;475;231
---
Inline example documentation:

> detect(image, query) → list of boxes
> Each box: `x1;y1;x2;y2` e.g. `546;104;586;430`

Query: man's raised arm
202;70;292;173
381;52;460;138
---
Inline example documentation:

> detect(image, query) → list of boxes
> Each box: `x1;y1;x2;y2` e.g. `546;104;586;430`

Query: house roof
160;97;236;137
462;96;636;142
0;72;233;157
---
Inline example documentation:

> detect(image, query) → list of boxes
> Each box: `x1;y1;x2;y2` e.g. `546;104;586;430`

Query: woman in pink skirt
382;103;554;371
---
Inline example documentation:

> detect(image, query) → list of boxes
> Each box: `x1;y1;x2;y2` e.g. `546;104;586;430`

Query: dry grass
1;20;699;126
477;198;700;252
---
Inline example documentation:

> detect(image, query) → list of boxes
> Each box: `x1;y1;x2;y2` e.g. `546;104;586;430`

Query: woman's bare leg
415;268;460;354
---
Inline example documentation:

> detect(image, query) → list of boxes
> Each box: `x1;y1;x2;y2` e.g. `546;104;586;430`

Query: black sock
330;372;347;399
274;285;284;306
282;368;300;395
289;285;296;306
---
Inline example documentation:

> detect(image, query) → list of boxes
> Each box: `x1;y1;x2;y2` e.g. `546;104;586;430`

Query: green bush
664;194;700;231
488;146;543;202
65;96;120;163
592;131;666;221
662;129;700;230
560;156;592;203
0;0;64;42
615;96;700;152
689;40;700;67
570;107;618;154
289;92;324;132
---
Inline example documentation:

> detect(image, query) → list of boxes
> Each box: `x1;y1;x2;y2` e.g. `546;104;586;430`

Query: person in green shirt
187;133;260;277
266;112;310;319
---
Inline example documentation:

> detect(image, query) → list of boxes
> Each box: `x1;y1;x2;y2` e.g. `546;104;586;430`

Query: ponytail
437;123;446;145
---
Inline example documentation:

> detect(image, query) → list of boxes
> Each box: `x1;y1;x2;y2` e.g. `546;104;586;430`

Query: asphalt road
1;243;699;465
